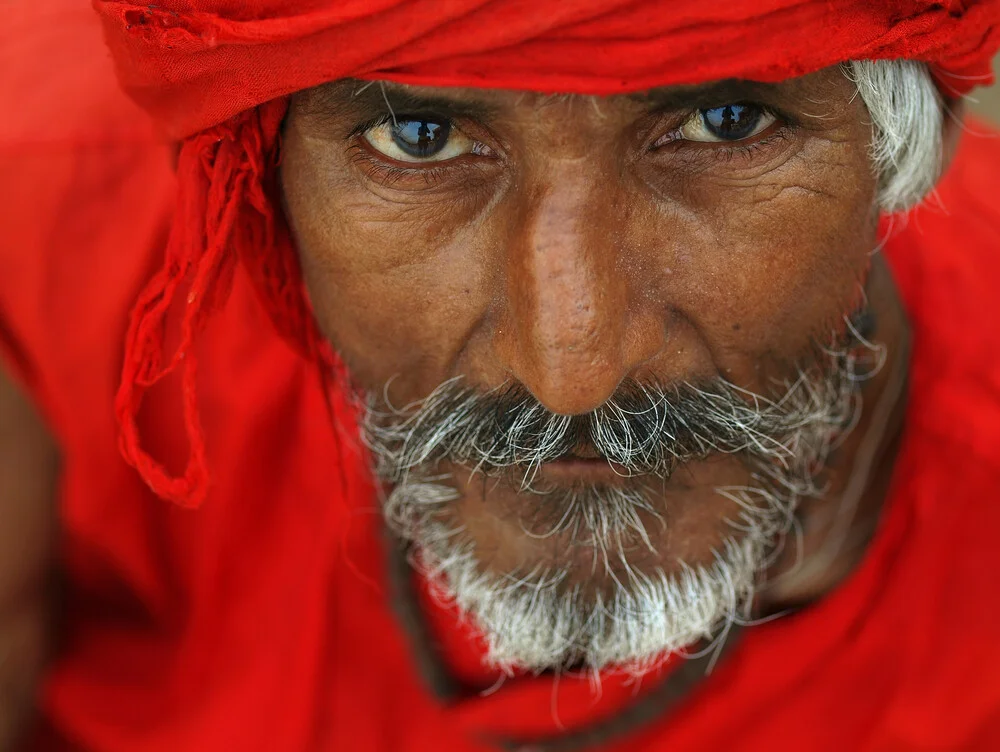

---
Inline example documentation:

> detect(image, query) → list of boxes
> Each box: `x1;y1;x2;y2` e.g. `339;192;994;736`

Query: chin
382;455;786;674
368;349;861;671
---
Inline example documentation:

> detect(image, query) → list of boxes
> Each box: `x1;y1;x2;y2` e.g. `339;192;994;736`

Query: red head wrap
94;0;1000;507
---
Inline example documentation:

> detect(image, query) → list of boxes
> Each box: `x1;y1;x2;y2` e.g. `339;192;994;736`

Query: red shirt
3;9;1000;751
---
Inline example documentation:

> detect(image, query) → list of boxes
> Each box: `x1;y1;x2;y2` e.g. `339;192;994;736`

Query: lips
536;454;634;484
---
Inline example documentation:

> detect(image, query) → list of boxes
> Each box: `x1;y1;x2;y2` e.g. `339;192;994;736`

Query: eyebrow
632;80;793;111
304;75;818;129
308;79;499;123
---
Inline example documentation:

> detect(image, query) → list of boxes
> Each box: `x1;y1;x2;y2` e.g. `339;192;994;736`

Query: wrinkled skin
280;67;912;606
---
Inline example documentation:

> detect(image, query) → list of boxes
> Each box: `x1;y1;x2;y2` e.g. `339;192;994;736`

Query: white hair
360;64;942;675
401;499;762;674
368;323;882;674
847;59;944;213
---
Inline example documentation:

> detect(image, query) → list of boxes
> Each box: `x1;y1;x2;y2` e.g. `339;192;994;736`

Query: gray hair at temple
847;59;945;213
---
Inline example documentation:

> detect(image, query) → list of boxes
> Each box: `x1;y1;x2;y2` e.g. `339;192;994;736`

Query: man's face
280;66;881;670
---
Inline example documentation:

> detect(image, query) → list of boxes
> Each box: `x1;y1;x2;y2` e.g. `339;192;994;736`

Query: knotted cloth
93;0;1000;507
99;0;1000;139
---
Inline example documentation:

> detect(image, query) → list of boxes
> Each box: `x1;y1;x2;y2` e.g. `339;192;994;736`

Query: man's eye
363;117;476;163
678;104;777;143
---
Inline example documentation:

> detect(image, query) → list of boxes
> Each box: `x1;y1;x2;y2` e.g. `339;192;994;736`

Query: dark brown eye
702;105;764;140
678;104;777;143
363;116;477;163
391;118;451;158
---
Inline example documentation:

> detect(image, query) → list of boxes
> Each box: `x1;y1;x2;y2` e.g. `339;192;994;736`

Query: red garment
92;0;1000;511
90;0;1000;512
4;5;1000;752
96;0;1000;139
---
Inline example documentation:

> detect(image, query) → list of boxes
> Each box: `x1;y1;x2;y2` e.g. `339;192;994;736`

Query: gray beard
364;320;881;674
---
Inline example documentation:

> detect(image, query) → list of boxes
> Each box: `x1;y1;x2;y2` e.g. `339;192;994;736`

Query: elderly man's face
281;66;882;669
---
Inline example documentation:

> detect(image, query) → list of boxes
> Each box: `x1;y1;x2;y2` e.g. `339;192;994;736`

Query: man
2;0;1000;749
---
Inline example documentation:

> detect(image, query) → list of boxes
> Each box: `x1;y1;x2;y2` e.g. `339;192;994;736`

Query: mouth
535;453;634;484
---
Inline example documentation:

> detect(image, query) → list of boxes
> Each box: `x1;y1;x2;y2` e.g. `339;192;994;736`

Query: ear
939;97;966;176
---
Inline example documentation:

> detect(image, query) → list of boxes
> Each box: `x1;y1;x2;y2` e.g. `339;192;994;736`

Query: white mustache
364;365;857;489
367;319;884;673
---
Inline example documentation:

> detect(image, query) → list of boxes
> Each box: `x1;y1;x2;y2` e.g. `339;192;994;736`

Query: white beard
368;320;878;673
387;477;766;674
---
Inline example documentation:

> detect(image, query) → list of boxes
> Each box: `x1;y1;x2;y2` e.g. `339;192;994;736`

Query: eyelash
346;108;794;186
347;113;394;139
651;105;792;159
687;125;793;164
347;142;456;188
346;114;465;188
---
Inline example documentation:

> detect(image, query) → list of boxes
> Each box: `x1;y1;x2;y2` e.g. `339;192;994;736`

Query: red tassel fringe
115;100;340;507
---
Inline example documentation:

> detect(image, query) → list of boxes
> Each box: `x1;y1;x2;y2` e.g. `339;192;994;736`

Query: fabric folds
91;0;1000;506
95;0;1000;139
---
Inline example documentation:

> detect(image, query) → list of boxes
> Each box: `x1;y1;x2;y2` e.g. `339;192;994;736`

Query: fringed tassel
116;99;340;507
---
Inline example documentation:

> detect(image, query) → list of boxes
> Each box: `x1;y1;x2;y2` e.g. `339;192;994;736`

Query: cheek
281;136;495;396
282;111;879;401
641;137;879;374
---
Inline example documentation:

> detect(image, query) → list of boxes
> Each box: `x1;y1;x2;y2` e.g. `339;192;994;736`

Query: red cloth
95;0;1000;140
4;5;1000;752
92;0;1000;511
5;36;1000;745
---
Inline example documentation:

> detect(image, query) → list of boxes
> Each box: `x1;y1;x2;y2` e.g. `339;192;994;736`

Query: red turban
98;0;1000;139
93;0;1000;507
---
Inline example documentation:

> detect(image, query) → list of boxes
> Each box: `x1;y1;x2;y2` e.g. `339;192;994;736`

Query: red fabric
4;5;1000;752
95;0;1000;140
93;0;1000;509
4;36;1000;745
111;98;348;508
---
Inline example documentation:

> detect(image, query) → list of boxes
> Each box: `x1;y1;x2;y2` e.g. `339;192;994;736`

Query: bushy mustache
365;314;881;674
364;367;856;486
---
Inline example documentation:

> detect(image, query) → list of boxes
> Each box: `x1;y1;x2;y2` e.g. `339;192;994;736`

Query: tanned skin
0;66;964;742
281;67;960;606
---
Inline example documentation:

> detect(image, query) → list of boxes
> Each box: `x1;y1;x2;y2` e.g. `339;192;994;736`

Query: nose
494;162;667;415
